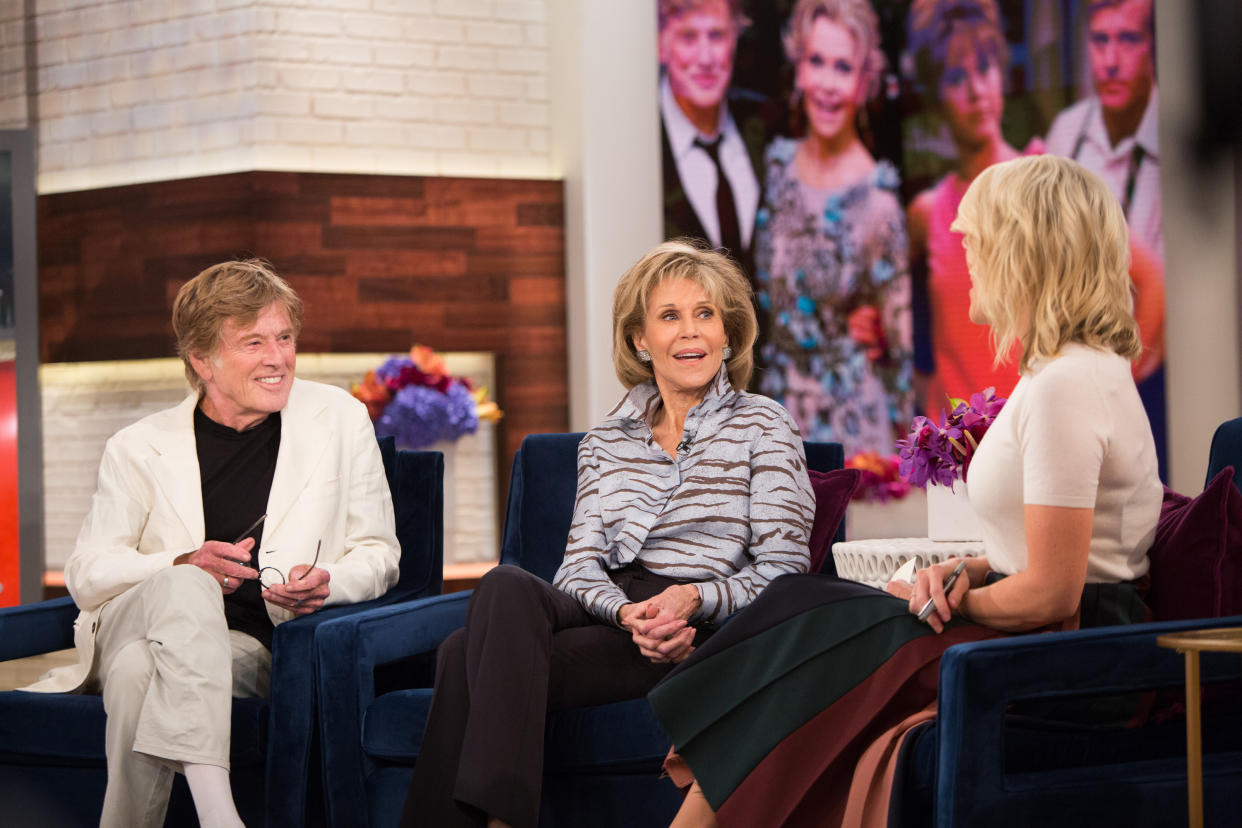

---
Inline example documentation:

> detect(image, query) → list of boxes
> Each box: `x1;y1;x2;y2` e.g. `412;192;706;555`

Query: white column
549;0;662;429
1157;3;1241;493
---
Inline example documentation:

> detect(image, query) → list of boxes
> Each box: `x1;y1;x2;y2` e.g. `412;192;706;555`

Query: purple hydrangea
375;380;479;450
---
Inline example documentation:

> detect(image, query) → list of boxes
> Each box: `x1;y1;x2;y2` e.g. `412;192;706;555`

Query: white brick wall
41;353;499;571
0;4;29;128
7;0;552;193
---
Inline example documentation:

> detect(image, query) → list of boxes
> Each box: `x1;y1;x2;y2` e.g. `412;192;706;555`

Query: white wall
1156;2;1241;492
550;0;660;428
0;2;28;127
6;0;553;192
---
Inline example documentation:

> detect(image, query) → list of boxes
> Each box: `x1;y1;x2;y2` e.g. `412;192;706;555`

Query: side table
1155;626;1242;828
831;537;983;588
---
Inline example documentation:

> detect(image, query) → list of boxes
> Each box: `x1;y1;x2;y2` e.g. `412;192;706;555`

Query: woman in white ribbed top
653;155;1163;828
893;153;1163;633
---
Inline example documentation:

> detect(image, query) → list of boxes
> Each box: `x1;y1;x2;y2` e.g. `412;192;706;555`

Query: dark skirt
647;573;1148;828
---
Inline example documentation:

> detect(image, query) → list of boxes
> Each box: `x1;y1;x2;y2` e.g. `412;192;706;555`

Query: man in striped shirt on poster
401;239;815;828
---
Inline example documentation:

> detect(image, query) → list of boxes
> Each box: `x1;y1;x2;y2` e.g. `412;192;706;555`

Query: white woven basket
831;538;983;588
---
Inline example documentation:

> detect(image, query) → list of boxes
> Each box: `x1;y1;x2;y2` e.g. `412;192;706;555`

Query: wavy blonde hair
612;239;757;391
951;154;1141;372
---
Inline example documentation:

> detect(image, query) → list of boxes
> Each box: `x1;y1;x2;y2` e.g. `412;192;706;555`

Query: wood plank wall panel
38;170;569;473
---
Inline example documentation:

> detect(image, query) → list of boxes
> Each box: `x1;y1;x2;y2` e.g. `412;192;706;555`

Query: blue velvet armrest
934;614;1242;828
267;444;444;827
265;596;416;827
0;597;77;662
314;591;472;828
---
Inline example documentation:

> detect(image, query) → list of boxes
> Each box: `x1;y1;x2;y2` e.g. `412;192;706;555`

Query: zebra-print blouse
552;367;815;624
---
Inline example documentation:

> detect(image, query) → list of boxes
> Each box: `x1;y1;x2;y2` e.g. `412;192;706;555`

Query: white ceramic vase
926;482;982;542
845;488;928;540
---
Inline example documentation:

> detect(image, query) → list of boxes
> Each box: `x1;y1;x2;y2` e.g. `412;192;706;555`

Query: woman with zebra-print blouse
402;239;816;828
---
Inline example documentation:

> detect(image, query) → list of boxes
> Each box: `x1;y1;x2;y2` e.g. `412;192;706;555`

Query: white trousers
90;565;271;828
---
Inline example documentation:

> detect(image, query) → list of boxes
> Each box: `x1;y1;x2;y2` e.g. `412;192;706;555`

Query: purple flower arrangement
352;346;502;450
897;388;1006;490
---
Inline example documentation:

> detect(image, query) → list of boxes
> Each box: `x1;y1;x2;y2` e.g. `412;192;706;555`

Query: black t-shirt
194;406;281;650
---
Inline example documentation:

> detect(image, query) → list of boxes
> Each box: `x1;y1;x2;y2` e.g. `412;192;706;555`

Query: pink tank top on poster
923;143;1042;416
924;173;1016;414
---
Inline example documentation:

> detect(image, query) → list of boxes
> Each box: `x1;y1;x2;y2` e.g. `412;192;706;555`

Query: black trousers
400;564;706;828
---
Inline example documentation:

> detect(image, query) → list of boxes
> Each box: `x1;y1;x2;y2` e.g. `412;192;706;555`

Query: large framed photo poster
657;0;1166;475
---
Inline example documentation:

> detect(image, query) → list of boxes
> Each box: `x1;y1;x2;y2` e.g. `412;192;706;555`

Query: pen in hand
232;513;268;545
916;559;968;622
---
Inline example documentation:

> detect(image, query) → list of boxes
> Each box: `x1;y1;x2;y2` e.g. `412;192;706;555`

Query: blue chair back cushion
1206;416;1242;491
498;432;587;581
378;436;445;597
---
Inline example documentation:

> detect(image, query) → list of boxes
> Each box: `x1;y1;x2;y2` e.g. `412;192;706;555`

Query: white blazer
25;378;400;693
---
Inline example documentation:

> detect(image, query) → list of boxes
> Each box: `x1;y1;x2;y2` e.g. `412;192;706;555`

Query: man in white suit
24;260;400;828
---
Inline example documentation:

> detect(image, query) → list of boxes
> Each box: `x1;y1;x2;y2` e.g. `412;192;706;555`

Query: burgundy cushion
807;468;862;574
1148;466;1242;621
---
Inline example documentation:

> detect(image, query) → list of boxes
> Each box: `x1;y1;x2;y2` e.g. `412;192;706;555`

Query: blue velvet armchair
0;438;443;828
892;417;1242;827
894;613;1242;827
314;433;845;828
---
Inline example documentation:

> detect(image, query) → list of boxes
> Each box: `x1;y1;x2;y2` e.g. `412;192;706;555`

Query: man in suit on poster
659;0;772;274
1048;0;1162;466
1045;0;1166;471
1046;0;1161;259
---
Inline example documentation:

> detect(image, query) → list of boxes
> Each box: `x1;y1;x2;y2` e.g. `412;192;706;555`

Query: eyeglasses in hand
257;540;321;590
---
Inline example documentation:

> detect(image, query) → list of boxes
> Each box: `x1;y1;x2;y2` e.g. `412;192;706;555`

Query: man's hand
174;538;259;595
618;584;702;664
263;565;330;616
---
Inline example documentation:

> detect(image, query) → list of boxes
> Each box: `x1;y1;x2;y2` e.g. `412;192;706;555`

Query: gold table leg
1183;649;1202;828
1158;628;1242;828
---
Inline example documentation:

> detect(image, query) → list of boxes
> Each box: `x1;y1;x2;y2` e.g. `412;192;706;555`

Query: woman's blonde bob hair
950;154;1141;372
612;239;758;391
172;258;304;392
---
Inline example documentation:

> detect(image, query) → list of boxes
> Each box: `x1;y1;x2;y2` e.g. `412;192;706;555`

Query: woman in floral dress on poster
755;0;912;456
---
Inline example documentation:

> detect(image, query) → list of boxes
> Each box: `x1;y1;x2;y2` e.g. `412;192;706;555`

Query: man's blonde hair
612;240;757;391
951;154;1141;372
658;0;750;33
172;259;303;391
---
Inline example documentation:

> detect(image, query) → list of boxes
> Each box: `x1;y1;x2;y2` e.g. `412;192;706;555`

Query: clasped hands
618;583;702;664
175;537;331;617
885;559;971;634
